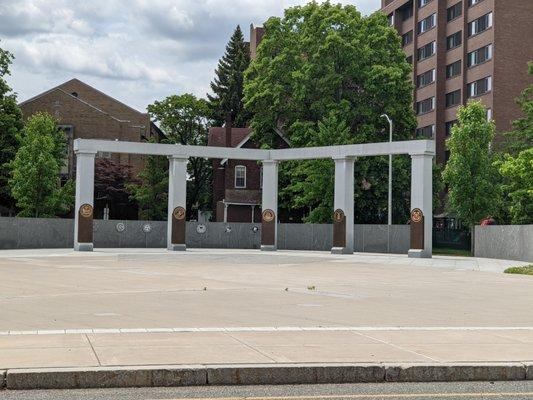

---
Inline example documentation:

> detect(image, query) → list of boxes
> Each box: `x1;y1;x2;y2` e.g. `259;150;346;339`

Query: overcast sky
1;0;378;113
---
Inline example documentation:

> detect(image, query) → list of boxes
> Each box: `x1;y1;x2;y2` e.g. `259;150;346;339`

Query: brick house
19;78;162;218
209;124;290;222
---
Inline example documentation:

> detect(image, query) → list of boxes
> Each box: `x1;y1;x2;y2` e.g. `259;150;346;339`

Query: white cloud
1;0;380;112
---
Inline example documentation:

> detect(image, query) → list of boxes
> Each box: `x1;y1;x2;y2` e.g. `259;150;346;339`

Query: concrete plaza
0;249;532;372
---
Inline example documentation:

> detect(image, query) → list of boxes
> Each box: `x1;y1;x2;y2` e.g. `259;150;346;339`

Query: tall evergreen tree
208;25;250;127
0;42;24;215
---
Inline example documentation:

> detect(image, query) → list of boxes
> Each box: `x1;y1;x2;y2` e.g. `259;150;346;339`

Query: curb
2;363;532;390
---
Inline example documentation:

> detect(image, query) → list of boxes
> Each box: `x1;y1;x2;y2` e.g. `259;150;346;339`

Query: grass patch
433;247;472;257
504;265;533;275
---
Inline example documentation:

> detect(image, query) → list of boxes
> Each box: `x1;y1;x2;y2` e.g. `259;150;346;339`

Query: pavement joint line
84;334;102;367
223;331;279;363
4;326;533;335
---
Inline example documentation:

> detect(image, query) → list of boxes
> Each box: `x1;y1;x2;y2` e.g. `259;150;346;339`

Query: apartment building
381;0;533;163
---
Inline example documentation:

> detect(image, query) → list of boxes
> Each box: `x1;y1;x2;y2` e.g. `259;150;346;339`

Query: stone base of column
261;245;277;252
408;249;432;258
168;244;186;251
74;243;93;252
331;247;353;255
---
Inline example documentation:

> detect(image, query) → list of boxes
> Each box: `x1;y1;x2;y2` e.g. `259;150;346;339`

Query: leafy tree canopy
144;94;212;217
0;42;23;214
244;2;416;223
8;112;73;217
208;25;250;127
442;101;500;228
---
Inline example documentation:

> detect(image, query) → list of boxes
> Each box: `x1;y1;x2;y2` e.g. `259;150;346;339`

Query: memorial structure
74;138;435;258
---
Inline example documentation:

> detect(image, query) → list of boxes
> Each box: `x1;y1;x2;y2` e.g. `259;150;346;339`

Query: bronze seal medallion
262;209;275;223
333;209;345;223
173;206;186;220
80;204;93;218
411;208;423;223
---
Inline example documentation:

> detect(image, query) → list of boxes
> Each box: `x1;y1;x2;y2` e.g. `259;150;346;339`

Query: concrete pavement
0;249;532;389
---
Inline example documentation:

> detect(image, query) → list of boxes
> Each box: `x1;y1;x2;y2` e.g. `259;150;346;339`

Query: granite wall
0;217;410;254
475;225;533;262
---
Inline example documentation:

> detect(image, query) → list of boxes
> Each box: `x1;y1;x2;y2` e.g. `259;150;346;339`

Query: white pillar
167;156;188;251
331;157;355;254
408;153;433;258
261;160;278;251
74;151;96;251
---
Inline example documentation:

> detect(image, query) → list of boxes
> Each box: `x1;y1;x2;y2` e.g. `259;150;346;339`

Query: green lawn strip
504;265;533;275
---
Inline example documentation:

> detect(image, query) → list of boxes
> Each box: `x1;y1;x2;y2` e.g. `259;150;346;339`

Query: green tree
8;112;74;217
127;139;168;220
244;2;416;223
145;94;212;217
442;101;500;231
497;148;532;224
0;42;24;215
208;25;250;127
504;62;533;154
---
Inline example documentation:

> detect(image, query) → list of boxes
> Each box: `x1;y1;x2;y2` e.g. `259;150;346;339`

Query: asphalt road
1;382;533;400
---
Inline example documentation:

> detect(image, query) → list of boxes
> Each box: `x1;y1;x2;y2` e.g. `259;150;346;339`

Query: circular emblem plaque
142;223;152;233
262;209;275;223
173;206;186;220
116;222;125;232
411;208;423;223
80;204;93;218
333;209;344;223
196;224;207;234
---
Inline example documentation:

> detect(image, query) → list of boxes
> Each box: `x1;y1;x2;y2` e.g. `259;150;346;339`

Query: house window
468;76;492;98
416;125;435;139
447;2;462;22
468;0;483;6
417;41;436;61
402;30;413;46
445;120;458;136
234;165;246;188
446;31;462;50
467;44;492;67
416;97;435;115
417;13;436;34
416;69;435;88
418;0;432;8
446;60;462;79
468;12;492;36
445;89;461;108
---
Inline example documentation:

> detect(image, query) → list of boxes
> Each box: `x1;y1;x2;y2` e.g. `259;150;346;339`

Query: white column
408;153;433;258
74;151;96;251
261;160;278;251
167;155;188;251
331;156;355;254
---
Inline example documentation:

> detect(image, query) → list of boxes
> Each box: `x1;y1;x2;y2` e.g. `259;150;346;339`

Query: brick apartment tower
381;0;533;164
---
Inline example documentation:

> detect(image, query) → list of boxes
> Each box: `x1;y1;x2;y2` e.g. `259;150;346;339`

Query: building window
446;31;462;50
416;125;435;138
416;97;435;115
234;165;246;188
416;69;435;88
467;76;492;98
486;108;493;121
468;12;492;37
402;30;413;46
401;5;413;21
417;13;436;34
468;0;484;6
445;90;461;108
417;41;436;61
447;2;462;21
445;120;458;136
418;0;432;8
467;44;492;67
446;60;462;79
406;55;413;64
387;13;394;26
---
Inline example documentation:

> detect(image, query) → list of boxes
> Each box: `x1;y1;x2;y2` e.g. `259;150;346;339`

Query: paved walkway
0;249;531;371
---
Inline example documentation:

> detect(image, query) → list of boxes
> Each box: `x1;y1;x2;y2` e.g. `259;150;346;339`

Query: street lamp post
380;114;393;226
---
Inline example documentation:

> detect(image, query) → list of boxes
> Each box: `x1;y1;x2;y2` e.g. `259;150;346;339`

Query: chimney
225;112;232;147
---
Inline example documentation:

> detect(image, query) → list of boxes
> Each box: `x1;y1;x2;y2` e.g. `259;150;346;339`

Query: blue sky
0;0;379;112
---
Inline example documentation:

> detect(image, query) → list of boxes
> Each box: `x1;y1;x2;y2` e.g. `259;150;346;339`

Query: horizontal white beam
74;139;435;160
